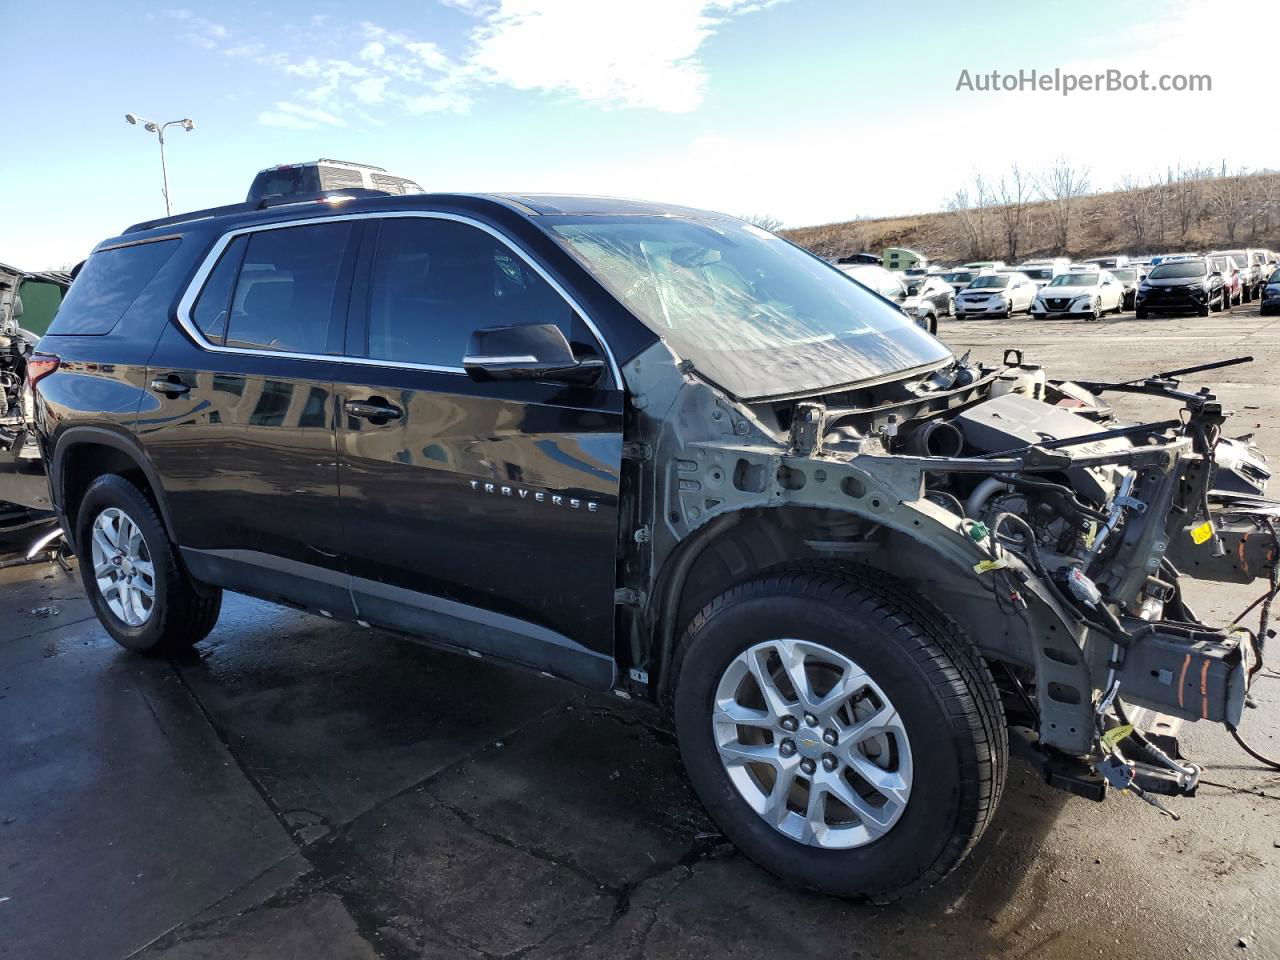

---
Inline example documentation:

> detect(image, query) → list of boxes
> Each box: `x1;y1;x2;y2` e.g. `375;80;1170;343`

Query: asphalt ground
2;302;1279;959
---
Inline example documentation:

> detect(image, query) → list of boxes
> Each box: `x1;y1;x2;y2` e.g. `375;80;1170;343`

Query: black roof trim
122;189;394;235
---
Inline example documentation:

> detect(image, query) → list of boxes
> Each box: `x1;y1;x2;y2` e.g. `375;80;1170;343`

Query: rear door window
221;222;352;354
46;238;180;336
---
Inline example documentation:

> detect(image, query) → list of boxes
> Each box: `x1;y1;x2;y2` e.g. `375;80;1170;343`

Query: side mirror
464;323;603;385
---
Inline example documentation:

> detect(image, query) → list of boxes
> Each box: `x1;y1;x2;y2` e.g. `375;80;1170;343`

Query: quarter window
47;238;180;336
365;218;582;368
222;222;352;354
191;235;247;345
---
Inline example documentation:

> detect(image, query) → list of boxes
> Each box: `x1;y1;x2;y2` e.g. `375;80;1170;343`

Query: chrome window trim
174;210;623;385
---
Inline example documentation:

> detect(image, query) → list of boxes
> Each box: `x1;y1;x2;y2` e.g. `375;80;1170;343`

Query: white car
1015;258;1071;288
1031;269;1125;320
953;271;1036;318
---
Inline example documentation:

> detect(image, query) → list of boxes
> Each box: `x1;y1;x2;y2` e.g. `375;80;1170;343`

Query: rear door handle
150;376;190;397
345;398;403;422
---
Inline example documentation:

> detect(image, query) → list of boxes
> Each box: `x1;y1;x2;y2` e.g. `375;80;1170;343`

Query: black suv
31;191;1278;902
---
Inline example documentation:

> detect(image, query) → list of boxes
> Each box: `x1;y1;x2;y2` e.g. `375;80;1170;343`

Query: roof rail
122;189;393;235
317;158;388;172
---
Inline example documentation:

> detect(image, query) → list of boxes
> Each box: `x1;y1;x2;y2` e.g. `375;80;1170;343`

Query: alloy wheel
90;507;156;626
712;638;913;849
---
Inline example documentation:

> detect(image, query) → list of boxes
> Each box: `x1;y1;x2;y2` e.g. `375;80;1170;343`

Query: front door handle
150;375;190;397
345;398;403;422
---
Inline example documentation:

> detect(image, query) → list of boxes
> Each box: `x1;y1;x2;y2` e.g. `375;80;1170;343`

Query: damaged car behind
29;192;1280;903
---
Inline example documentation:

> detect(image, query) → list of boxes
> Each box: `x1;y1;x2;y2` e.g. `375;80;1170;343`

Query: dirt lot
3;305;1280;960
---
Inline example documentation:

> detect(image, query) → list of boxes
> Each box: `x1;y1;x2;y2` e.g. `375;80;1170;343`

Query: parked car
1030;268;1125;320
1;262;71;518
1134;257;1227;317
953;271;1036;317
962;260;1005;270
1106;267;1142;310
1261;269;1280;315
902;274;956;329
1259;252;1277;282
937;269;980;294
1248;249;1271;289
1209;256;1242;306
246;159;424;203
836;252;883;265
1015;258;1070;288
838;264;938;333
1082;255;1130;270
1206;250;1259;301
1148;252;1198;266
31;189;1279;904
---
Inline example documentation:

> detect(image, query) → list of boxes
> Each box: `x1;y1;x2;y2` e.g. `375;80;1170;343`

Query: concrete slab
171;594;569;841
0;640;294;960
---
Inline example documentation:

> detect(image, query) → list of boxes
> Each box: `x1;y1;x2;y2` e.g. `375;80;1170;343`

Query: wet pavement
3;307;1280;959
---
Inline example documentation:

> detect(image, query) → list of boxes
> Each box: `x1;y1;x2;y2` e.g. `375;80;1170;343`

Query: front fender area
625;355;1096;755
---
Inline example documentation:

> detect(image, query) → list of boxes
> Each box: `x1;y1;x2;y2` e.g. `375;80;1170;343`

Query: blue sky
3;0;1275;268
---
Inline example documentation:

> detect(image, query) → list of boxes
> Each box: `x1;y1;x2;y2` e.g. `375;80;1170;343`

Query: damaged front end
630;345;1277;816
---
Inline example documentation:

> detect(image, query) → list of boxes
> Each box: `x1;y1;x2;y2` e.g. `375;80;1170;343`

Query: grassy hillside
782;171;1280;264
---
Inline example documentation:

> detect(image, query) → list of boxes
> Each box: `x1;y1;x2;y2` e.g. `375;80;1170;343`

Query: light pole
125;113;195;216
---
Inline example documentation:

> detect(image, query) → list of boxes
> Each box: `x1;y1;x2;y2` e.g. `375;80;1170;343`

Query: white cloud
176;0;777;126
351;77;389;104
275;102;346;126
465;0;775;112
257;110;320;131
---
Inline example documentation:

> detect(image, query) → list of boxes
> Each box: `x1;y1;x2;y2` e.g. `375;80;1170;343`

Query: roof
482;193;733;218
118;190;737;238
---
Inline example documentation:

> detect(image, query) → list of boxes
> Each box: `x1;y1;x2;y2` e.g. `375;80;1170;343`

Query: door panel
333;215;623;687
138;220;359;614
334;363;622;687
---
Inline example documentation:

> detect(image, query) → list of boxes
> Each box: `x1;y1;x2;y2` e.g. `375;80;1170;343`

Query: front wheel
672;568;1007;902
76;474;222;656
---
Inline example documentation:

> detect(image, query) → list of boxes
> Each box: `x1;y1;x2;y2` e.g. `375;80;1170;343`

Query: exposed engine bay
0;271;55;519
636;345;1280;819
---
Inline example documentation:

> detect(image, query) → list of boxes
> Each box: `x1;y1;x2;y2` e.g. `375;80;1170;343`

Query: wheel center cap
794;730;824;759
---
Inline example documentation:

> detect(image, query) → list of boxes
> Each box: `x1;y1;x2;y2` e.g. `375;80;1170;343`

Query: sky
2;0;1277;269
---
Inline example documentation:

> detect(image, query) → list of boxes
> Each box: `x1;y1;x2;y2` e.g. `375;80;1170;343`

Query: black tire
926;312;938;335
1197;301;1210;317
672;566;1007;902
946;295;955;317
76;474;222;656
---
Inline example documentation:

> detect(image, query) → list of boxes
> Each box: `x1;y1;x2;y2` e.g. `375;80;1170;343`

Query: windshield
969;275;1009;289
1111;269;1137;282
1148;261;1207;279
545;217;951;398
941;271;974;284
1050;273;1097;287
1022;268;1053;280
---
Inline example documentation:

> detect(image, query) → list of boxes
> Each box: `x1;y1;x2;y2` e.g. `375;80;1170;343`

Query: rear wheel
672;568;1006;902
76;474;222;656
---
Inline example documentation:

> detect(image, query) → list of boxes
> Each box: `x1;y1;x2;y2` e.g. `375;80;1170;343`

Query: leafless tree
1208;166;1250;244
994;164;1031;262
1115;174;1157;248
1168;164;1211;242
945;188;982;260
1256;174;1280;236
739;213;784;232
1037;157;1091;252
